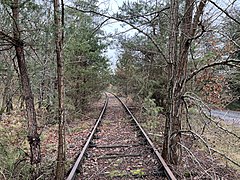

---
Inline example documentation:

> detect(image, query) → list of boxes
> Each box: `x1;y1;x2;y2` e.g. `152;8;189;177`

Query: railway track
67;93;176;180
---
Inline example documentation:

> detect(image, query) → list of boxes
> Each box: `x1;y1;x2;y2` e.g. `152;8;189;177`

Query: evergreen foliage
114;0;169;107
223;9;240;108
0;0;111;178
65;1;111;112
0;0;240;178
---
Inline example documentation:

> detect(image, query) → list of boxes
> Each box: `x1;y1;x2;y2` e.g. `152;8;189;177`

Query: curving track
67;93;176;180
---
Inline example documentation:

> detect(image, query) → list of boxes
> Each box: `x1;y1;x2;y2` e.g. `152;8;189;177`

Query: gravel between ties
80;95;165;180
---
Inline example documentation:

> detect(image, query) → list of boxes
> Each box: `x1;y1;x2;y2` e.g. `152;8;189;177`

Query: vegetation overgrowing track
67;93;176;180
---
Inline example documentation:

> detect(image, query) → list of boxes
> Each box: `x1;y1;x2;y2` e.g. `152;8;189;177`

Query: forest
0;0;240;179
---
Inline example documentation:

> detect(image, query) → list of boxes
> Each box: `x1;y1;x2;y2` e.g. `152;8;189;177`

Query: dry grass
180;107;240;179
134;105;240;179
187;108;240;168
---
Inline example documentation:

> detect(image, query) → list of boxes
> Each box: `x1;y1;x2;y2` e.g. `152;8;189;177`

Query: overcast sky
97;0;138;70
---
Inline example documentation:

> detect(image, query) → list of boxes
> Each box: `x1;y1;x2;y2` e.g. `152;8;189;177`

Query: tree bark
162;0;180;165
11;0;41;175
54;0;65;179
162;0;206;165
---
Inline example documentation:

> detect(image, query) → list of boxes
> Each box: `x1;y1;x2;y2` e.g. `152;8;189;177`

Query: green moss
108;170;127;178
130;169;145;176
184;171;191;177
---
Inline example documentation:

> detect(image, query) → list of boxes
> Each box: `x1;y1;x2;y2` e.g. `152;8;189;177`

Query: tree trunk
11;0;41;174
54;0;65;179
162;0;180;165
162;0;206;165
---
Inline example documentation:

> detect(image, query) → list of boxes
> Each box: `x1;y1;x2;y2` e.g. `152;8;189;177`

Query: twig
183;91;240;138
181;130;240;168
209;0;240;25
87;157;117;180
181;130;212;155
148;132;163;137
36;174;44;180
179;142;212;178
201;109;240;140
210;147;240;167
183;92;211;134
187;59;240;81
0;170;6;180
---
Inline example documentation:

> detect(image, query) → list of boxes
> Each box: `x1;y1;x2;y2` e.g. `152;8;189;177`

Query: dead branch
187;59;240;81
0;171;6;180
209;0;240;25
184;92;211;112
225;96;240;108
217;31;240;49
91;18;110;36
184;92;240;140
210;147;240;167
202;109;240;140
178;130;212;156
113;6;170;20
179;142;213;178
87;156;118;179
182;97;193;131
181;130;240;168
0;31;17;45
0;45;14;51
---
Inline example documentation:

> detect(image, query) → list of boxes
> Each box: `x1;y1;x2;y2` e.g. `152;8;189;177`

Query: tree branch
209;0;240;25
0;45;14;51
91;18;110;36
183;92;240;140
0;31;17;45
65;5;168;62
187;59;240;81
202;109;240;140
181;130;240;167
217;31;240;49
210;147;240;167
179;142;213;178
191;0;207;36
118;6;170;20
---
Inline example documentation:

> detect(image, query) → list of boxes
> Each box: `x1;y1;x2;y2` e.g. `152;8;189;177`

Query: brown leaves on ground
0;98;104;179
0;110;29;151
40;99;104;177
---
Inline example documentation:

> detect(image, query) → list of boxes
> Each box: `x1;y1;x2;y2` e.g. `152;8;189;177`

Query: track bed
67;94;176;180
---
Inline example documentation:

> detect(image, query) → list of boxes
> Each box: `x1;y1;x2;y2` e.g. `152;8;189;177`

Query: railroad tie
97;153;142;160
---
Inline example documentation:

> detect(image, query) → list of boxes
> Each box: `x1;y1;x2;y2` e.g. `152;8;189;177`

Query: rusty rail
66;95;108;180
113;93;177;180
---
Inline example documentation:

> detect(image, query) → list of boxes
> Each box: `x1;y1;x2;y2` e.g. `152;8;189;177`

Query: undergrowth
135;98;240;179
0;111;31;179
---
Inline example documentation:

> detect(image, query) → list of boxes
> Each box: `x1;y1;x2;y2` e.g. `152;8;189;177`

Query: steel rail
66;95;109;180
113;94;177;180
